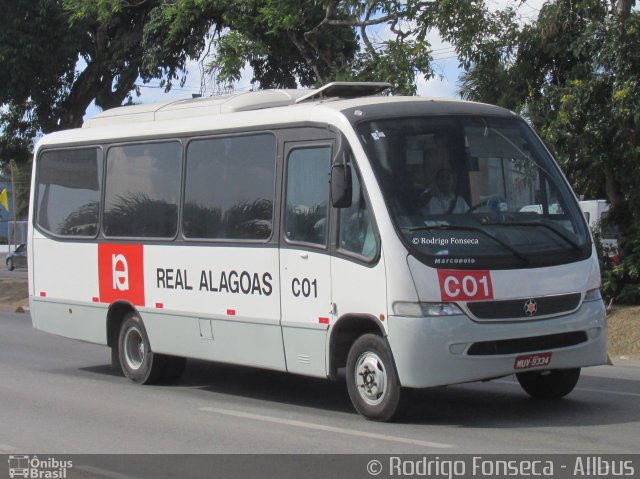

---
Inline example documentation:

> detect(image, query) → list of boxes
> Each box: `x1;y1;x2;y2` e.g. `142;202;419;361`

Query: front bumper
386;300;607;388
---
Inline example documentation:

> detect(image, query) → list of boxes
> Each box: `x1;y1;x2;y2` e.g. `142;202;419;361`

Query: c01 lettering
292;277;318;298
437;269;493;301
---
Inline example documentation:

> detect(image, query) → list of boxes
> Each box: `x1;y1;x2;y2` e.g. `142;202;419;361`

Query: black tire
516;368;581;399
117;312;167;384
6;258;14;271
346;333;405;422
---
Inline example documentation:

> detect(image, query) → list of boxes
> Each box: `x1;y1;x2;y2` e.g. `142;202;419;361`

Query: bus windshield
357;116;591;269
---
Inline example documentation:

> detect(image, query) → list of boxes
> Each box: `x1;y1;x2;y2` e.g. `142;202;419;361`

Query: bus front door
279;142;334;377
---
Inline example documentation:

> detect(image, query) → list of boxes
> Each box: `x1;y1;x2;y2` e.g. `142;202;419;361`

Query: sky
85;0;548;120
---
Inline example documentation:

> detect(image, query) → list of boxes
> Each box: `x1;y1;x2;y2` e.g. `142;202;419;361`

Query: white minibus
29;82;606;421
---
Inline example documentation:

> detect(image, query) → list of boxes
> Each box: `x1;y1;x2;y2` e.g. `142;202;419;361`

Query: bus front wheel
516;368;581;399
346;334;405;422
117;312;185;385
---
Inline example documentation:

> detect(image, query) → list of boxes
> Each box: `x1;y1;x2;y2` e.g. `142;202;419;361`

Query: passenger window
338;164;377;260
183;134;276;240
285;147;331;246
104;142;181;238
37;147;102;237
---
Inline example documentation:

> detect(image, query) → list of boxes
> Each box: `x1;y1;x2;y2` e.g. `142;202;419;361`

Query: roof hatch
295;82;392;103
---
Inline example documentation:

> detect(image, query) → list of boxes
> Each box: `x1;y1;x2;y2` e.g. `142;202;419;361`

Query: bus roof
82;82;394;128
37;82;515;149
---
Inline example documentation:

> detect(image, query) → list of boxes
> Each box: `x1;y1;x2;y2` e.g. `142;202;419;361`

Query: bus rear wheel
346;334;404;422
516;368;581;399
117;312;184;385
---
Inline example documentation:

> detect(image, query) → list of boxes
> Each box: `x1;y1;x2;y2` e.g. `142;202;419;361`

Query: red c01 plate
514;352;552;370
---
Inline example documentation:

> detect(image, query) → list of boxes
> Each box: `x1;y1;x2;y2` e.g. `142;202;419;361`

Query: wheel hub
124;327;145;370
355;352;387;405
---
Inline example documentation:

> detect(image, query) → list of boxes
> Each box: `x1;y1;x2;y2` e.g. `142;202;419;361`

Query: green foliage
0;0;223;167
202;0;503;92
0;0;81;162
595;225;640;304
346;38;433;95
204;0;358;89
210;31;259;85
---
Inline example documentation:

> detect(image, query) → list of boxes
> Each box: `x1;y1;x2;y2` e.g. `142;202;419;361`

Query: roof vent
295;82;392;103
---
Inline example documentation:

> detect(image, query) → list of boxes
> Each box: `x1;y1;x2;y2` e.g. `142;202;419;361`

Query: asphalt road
1;310;639;456
0;265;27;280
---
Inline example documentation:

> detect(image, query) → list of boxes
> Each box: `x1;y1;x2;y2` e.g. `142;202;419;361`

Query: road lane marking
495;380;640;397
199;406;454;449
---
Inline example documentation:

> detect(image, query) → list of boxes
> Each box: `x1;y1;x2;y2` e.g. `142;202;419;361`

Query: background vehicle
579;200;618;255
6;243;27;271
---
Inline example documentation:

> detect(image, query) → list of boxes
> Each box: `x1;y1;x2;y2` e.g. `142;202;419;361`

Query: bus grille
466;293;581;320
467;331;588;356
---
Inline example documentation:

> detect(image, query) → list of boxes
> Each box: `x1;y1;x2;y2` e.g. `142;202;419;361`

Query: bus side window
285;147;331;246
183;134;276;240
103;142;181;238
37;147;102;237
338;165;377;260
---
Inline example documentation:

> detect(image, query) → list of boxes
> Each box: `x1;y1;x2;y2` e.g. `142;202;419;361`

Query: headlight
584;288;602;302
393;302;463;317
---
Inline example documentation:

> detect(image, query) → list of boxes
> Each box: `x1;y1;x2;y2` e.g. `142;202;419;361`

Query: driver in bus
421;168;470;215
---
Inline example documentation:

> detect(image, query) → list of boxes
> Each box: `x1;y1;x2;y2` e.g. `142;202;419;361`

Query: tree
203;0;514;95
460;0;640;302
164;0;433;94
0;0;224;166
0;0;78;164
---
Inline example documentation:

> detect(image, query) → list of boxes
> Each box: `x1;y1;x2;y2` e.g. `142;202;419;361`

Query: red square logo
98;244;145;306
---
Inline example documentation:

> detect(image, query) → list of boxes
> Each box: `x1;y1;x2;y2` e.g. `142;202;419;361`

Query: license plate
514;352;552;370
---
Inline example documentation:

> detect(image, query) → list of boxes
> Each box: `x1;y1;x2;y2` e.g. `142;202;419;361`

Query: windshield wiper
405;224;530;265
482;220;584;254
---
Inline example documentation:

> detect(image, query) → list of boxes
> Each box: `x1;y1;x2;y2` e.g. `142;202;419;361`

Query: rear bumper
387;300;607;388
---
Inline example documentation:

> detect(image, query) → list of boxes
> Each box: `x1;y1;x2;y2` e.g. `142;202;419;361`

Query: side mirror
331;163;352;208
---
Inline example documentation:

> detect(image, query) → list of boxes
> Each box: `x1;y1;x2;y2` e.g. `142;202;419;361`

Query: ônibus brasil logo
8;455;72;479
